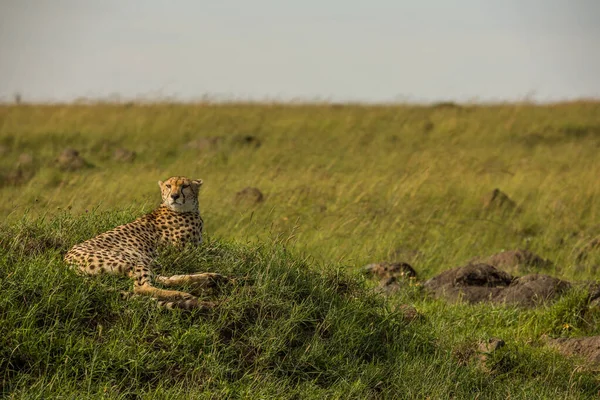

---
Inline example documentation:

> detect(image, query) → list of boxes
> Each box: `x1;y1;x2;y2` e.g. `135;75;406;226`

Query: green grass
1;101;600;398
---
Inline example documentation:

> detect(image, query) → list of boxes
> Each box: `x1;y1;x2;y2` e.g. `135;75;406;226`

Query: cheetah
64;176;227;310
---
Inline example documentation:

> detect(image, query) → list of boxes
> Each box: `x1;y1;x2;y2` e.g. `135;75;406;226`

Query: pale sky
0;0;599;103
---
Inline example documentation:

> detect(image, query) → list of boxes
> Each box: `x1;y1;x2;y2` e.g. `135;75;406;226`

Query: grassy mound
1;212;599;399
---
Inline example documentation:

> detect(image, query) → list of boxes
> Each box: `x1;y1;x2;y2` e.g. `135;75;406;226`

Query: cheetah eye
165;184;171;189
182;184;190;189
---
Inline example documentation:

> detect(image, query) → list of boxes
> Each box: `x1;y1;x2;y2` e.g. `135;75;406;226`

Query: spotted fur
64;176;226;310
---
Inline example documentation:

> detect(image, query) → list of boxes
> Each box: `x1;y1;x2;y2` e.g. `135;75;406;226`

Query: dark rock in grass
495;274;571;307
423;264;512;304
425;263;513;289
234;187;264;205
56;148;91;171
482;188;517;211
422;120;435;132
470;249;555;275
545;336;600;367
424;264;569;307
113;147;136;163
231;134;261;148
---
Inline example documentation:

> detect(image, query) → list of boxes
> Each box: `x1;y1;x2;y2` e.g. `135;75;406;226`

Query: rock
482;188;517;211
234;187;264;205
113;147;136;163
56;148;90;171
424;264;512;304
545;336;600;367
470;249;554;275
425;263;513;289
424;264;570;307
496;274;571;307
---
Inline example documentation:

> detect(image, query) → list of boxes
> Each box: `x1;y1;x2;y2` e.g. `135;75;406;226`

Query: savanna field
1;102;600;398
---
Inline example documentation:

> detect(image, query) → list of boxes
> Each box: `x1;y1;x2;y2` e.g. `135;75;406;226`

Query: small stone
482;188;517;211
17;153;34;167
56;148;90;171
234;187;264;205
113;148;136;163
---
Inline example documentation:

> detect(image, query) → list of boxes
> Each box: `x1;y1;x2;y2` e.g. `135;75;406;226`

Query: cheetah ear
158;180;164;189
192;179;203;188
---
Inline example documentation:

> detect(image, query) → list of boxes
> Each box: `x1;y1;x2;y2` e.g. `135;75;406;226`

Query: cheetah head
158;176;203;212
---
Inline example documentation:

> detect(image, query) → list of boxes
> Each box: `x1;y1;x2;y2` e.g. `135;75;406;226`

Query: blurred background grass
1;101;599;279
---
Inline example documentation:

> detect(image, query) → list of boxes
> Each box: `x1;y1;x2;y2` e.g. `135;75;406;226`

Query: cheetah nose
171;193;180;200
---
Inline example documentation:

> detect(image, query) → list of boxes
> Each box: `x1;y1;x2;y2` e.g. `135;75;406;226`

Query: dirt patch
482;188;517;211
56;148;91;171
234;187;264;205
112;148;136;163
424;264;570;307
544;336;600;368
496;274;571;307
470;249;554;275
